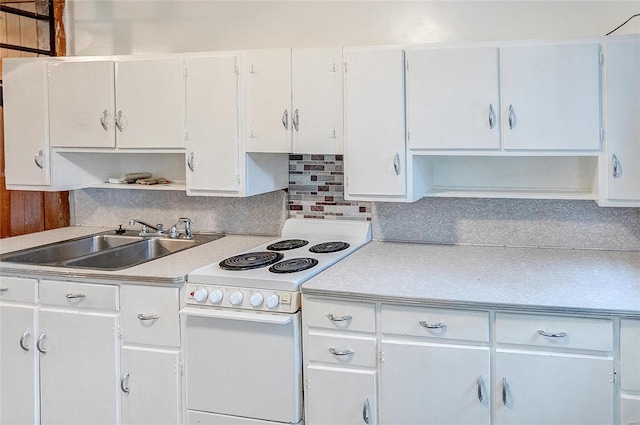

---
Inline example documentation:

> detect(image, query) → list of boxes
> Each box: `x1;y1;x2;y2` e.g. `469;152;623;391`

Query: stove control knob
266;293;280;309
229;291;244;306
250;292;264;307
193;288;208;303
208;289;223;304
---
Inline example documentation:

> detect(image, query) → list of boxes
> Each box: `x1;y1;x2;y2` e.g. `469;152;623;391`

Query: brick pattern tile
288;154;371;221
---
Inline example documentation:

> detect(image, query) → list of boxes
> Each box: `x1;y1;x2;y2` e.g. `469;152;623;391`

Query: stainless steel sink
0;231;224;270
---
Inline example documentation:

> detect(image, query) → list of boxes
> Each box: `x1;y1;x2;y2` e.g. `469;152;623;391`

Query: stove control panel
184;283;300;313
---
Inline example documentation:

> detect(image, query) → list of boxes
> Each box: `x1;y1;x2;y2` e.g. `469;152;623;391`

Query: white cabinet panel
406;46;500;150
115;58;186;149
621;319;640;392
121;346;181;425
245;48;292;153
501;43;601;151
185;55;241;193
2;59;51;186
120;285;180;347
621;396;640;425
49;61;116;148
344;47;406;199
292;47;344;154
306;365;377;425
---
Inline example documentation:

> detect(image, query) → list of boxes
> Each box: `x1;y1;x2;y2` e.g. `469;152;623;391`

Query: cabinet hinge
405;59;410;72
185;131;189;142
407;131;411;142
234;58;240;75
250;64;258;74
600;128;604;142
599;52;604;65
344;61;348;73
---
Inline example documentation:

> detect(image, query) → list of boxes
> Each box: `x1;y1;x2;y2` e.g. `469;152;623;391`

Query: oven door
181;307;302;424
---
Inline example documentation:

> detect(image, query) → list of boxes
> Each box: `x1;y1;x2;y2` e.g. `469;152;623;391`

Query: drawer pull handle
66;293;87;299
363;398;371;424
137;313;160;321
329;347;354;356
121;370;130;394
326;313;352;322
19;329;31;352
502;377;508;405
477;375;485;403
36;331;47;354
0;287;8;293
419;320;447;329
537;329;567;338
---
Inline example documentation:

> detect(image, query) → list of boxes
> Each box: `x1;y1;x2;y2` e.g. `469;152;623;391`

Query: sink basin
0;232;224;270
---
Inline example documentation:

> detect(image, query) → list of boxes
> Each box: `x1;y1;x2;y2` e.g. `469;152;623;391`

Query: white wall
67;1;640;55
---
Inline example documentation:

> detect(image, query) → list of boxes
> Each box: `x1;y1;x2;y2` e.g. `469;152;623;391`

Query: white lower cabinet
621;319;640;425
39;280;120;425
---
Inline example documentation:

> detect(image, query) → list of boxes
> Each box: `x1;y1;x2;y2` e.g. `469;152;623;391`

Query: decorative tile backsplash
288;154;371;221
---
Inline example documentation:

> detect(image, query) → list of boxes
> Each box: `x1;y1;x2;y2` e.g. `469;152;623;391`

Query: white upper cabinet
3;60;51;186
501;43;601;151
406;46;500;150
600;36;640;205
49;61;116;148
292;47;344;154
185;55;241;194
344;47;407;200
48;58;186;149
244;48;292;153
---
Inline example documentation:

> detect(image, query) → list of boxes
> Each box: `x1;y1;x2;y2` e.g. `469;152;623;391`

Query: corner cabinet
343;47;408;201
302;295;621;425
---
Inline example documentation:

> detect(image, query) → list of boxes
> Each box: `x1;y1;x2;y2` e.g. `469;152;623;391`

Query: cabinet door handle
502;377;508;405
34;150;45;169
137;313;160;321
36;331;47;354
329;347;354;356
537;329;568;338
115;110;124;132
326;313;352;322
121;370;130;394
293;109;299;132
477;375;485;403
393;153;401;175
0;287;8;293
612;154;620;178
282;109;289;130
362;398;371;424
488;104;496;129
419;320;447;329
187;152;195;172
65;292;87;299
100;109;109;131
507;105;516;129
19;329;31;352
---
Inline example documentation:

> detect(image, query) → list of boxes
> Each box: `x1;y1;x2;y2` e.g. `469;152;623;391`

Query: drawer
303;297;375;333
495;312;613;351
40;280;118;311
381;304;489;342
306;331;377;367
121;285;180;347
0;276;37;303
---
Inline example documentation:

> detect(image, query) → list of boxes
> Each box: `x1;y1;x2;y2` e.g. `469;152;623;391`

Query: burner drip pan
269;258;319;274
309;241;350;254
267;239;309;251
219;251;284;271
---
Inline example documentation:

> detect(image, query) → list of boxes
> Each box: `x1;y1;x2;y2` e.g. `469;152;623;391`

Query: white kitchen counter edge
301;241;640;317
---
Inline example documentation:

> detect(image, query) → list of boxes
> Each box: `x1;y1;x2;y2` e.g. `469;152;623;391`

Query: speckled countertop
301;241;640;317
0;226;275;285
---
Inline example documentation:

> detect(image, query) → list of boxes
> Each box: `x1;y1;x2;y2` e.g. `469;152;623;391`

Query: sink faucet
178;217;193;239
129;219;165;237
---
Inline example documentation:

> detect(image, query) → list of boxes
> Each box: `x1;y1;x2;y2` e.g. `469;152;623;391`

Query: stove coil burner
269;257;319;274
266;239;309;251
219;251;284;271
309;241;350;254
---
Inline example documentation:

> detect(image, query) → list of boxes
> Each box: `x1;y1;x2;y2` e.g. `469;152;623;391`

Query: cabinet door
406;46;500;150
292;47;344;154
344;48;406;198
115;59;186;149
185;56;241;193
603;38;640;202
621;319;640;392
39;308;119;425
48;61;116;148
501;43;601;151
2;60;50;186
121;346;181;425
380;340;490;425
306;365;377;425
0;304;38;425
495;349;613;425
245;48;292;153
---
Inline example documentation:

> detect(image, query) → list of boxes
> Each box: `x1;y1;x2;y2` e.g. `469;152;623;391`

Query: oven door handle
180;307;293;325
